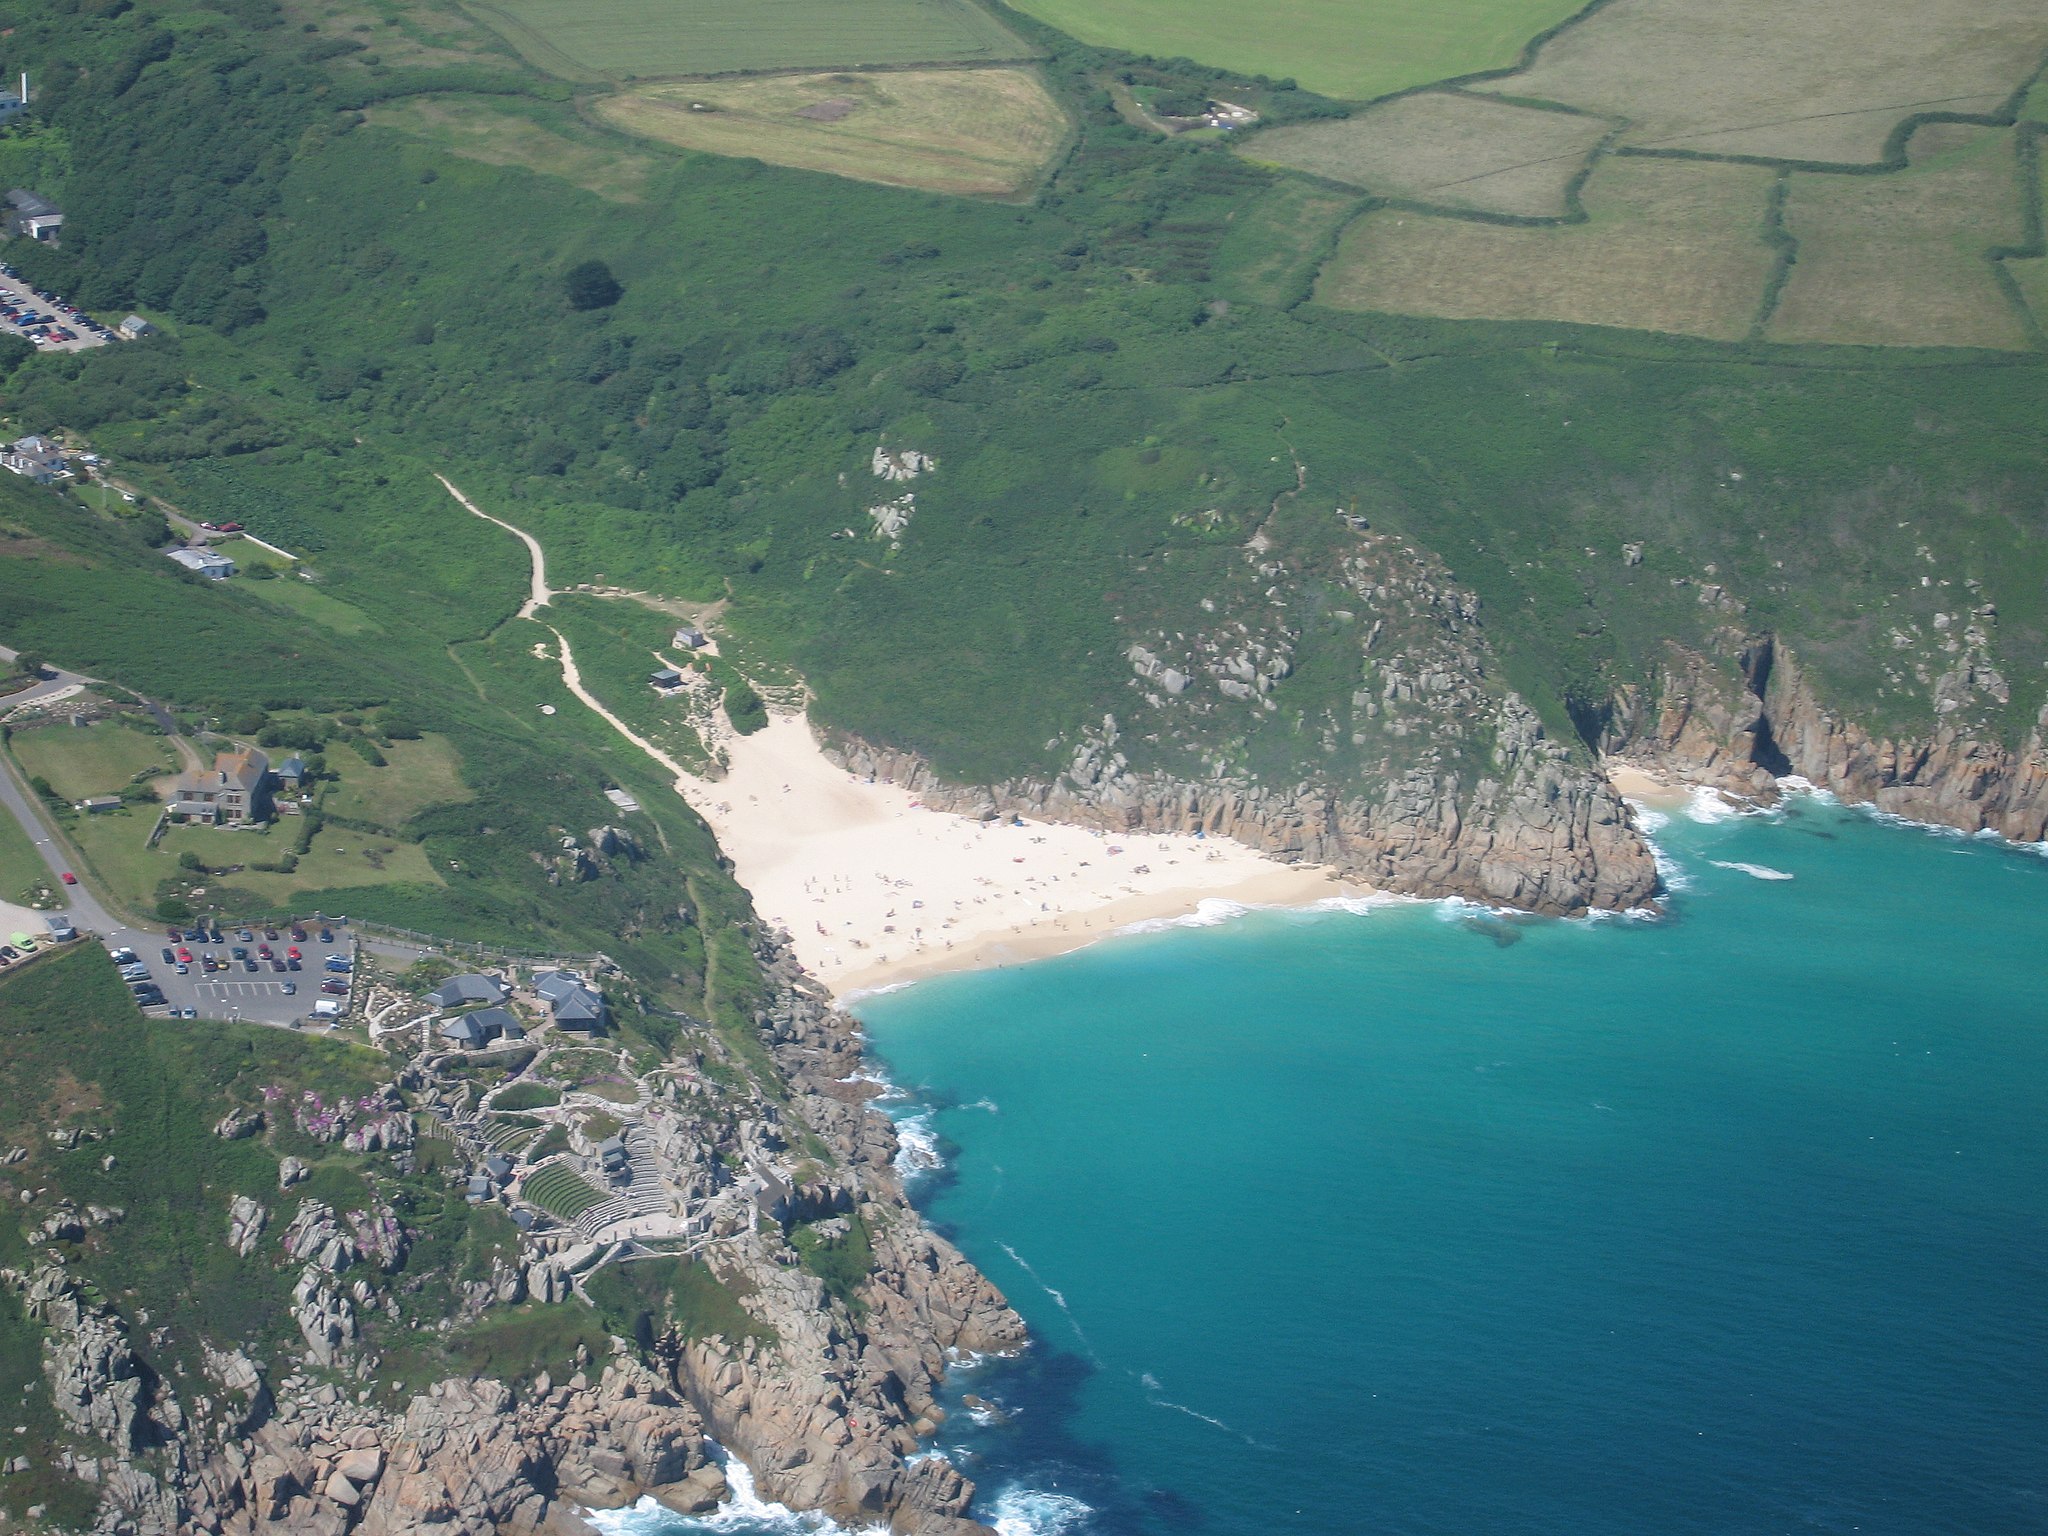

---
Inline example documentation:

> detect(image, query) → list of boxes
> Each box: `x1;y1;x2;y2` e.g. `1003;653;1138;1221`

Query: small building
672;625;707;650
438;1015;487;1050
533;970;585;1006
79;795;122;814
5;190;62;243
44;914;75;942
119;315;156;340
166;746;270;826
2;434;67;484
166;546;236;580
597;1136;629;1179
483;1153;515;1184
649;666;683;690
429;973;507;1009
274;756;307;792
535;969;609;1032
465;1174;494;1204
0;94;23;129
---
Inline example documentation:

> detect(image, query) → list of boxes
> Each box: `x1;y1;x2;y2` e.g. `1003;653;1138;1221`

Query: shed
119;315;156;339
80;795;122;814
429;973;508;1009
465;1174;493;1203
483;1153;515;1183
649;667;683;689
598;1136;628;1173
44;914;75;941
274;756;307;791
672;625;707;650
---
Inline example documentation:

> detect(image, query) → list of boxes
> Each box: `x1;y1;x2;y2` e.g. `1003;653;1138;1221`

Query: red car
286;946;301;959
177;948;193;963
60;872;77;885
217;521;244;532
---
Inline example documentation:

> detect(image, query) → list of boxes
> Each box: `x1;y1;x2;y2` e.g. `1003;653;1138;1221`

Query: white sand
676;713;1352;996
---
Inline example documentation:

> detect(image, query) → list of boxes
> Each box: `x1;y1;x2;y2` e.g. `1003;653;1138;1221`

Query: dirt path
438;476;696;792
437;474;551;618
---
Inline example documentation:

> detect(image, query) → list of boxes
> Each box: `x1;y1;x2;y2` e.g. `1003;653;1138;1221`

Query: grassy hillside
0;0;2042;813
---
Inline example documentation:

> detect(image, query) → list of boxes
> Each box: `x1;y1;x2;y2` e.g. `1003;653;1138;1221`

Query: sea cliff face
1610;635;2048;842
828;697;1660;918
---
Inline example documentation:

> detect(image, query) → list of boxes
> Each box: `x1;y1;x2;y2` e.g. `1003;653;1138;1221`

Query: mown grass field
234;571;386;636
1770;125;2033;351
1472;0;2048;164
1005;0;1582;100
461;0;1031;81
11;721;173;801
595;67;1069;197
1245;90;1608;216
1209;177;1364;306
0;789;45;907
1316;156;1777;339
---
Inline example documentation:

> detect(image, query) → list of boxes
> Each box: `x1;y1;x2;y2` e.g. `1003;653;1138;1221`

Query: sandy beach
674;713;1354;996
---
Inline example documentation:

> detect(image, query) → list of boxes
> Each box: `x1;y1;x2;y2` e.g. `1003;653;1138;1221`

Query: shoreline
670;712;1359;998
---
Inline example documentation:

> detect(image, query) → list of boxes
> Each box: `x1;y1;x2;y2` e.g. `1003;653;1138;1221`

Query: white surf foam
987;1487;1094;1536
1683;786;1746;823
891;1112;943;1183
1625;800;1671;834
1709;860;1794;881
586;1448;887;1535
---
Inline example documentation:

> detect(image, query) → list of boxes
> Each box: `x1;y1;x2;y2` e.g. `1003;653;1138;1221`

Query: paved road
0;645;94;713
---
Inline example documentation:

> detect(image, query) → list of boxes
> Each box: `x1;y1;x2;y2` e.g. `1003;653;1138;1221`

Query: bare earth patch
1245;92;1610;218
1316;156;1776;340
1469;0;2048;165
1770;124;2034;350
593;67;1069;198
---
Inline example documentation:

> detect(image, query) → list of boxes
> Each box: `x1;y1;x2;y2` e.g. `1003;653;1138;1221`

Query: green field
1004;0;1582;100
11;722;174;801
323;734;474;828
461;0;1032;81
0;783;46;907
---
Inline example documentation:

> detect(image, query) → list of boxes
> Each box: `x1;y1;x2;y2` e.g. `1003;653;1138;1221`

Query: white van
312;999;343;1018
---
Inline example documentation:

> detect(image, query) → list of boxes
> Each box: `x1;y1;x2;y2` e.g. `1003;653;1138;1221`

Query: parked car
235;928;253;942
257;944;272;958
160;947;176;964
281;981;297;995
324;956;351;972
263;927;278;940
242;958;259;973
287;957;301;971
177;948;193;962
290;926;307;941
270;959;286;973
231;946;247;959
320;979;347;995
175;963;189;975
318;928;333;942
286;946;301;959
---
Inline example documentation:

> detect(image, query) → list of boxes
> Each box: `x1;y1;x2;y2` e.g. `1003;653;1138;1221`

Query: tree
14;651;47;678
177;850;205;872
564;259;622;311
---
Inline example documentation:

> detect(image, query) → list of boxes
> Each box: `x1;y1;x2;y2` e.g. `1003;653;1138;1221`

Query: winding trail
438;476;696;791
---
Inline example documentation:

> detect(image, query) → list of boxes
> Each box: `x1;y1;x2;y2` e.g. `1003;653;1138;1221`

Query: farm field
1244;90;1609;217
594;67;1068;197
232;573;384;637
368;98;659;204
323;734;474;829
11;722;173;802
1315;156;1776;340
1769;124;2034;350
1469;0;2048;165
459;0;1032;82
1003;0;1582;102
1209;178;1365;306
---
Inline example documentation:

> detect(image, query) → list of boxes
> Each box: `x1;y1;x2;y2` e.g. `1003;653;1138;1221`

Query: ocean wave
987;1487;1094;1536
586;1450;887;1535
892;1112;944;1183
1115;889;1416;940
1683;786;1747;823
1115;897;1253;935
998;1244;1097;1361
1138;1371;1274;1451
1624;799;1671;834
1709;860;1795;881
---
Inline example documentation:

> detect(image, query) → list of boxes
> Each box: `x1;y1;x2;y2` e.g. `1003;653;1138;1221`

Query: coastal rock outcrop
1611;635;2048;841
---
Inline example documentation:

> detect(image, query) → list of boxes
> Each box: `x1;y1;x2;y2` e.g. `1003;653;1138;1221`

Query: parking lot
0;268;112;354
105;922;359;1030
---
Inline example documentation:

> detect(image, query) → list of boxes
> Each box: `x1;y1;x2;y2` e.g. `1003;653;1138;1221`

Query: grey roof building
166;546;236;580
439;1016;486;1049
6;190;61;243
429;973;507;1009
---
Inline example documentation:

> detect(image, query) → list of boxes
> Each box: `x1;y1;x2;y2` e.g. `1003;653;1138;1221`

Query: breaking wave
892;1112;943;1183
986;1487;1094;1536
1710;860;1795;881
585;1448;886;1535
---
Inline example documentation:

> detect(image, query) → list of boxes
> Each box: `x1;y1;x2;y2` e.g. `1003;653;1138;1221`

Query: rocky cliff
1609;633;2048;841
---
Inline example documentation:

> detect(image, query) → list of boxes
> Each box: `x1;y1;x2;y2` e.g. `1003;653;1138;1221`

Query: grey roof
277;755;306;778
6;190;57;217
650;667;682;684
466;1175;493;1198
431;973;507;1008
483;1154;514;1180
439;1016;485;1046
533;971;583;1004
467;1006;519;1039
552;988;606;1025
598;1136;627;1162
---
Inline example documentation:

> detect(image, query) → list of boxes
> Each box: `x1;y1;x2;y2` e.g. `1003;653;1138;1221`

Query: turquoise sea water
598;795;2048;1536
